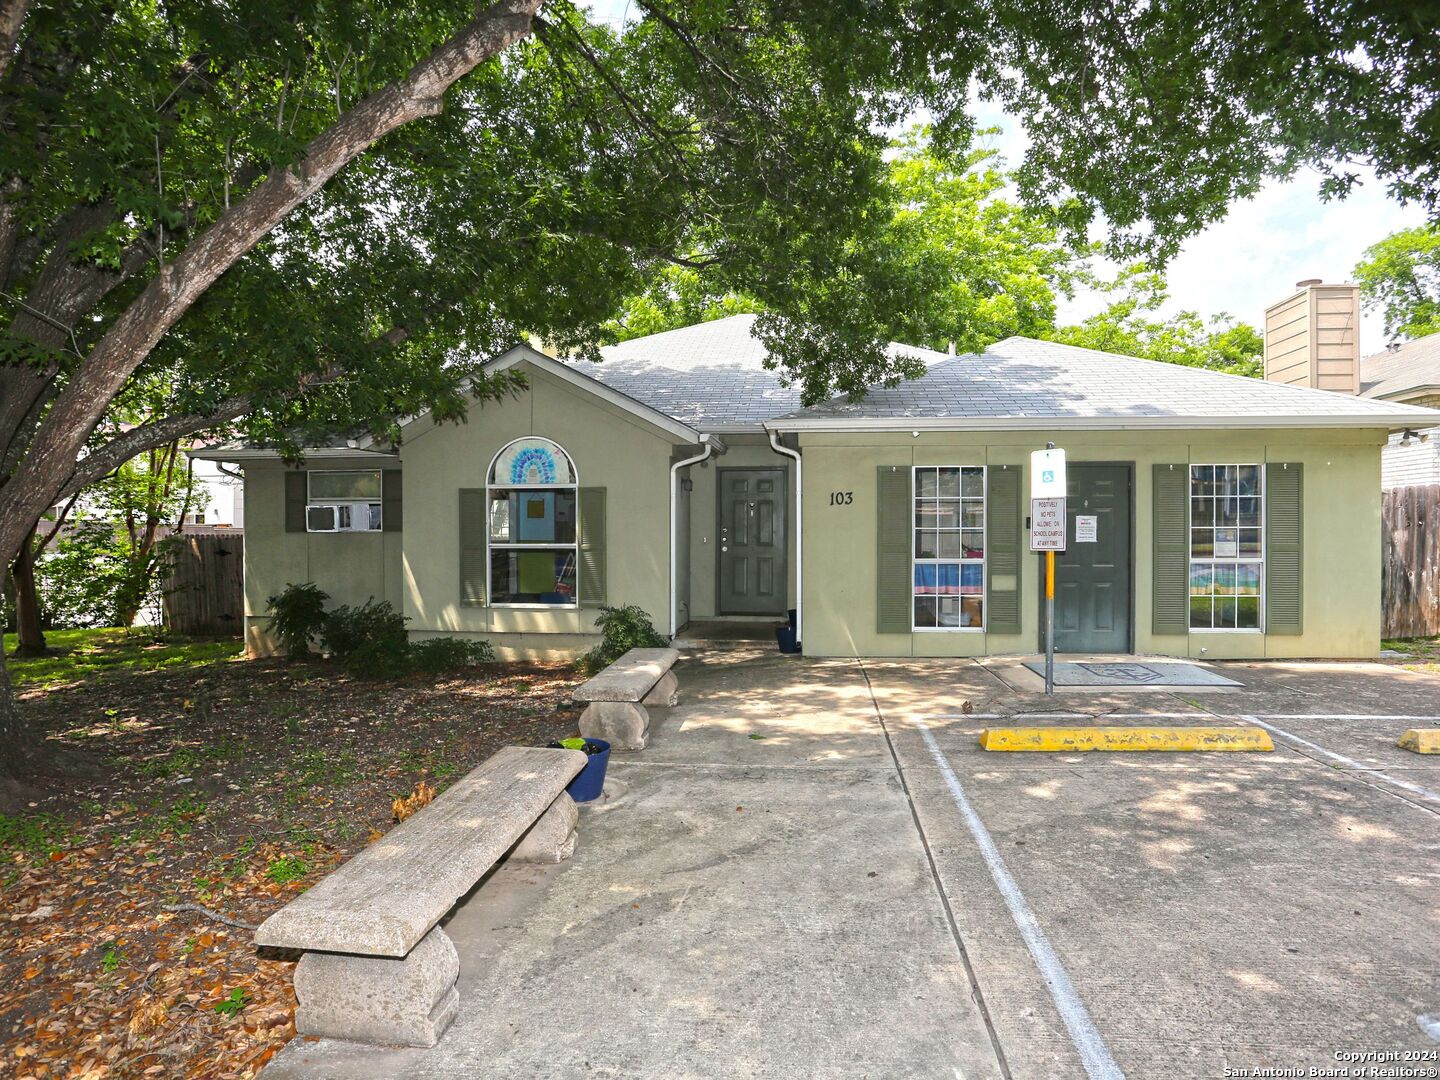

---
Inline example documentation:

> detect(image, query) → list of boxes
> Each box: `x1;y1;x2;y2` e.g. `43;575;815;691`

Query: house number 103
829;491;854;506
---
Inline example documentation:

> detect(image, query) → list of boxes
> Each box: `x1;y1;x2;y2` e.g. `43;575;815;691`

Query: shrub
577;603;667;676
265;583;330;658
409;637;495;673
320;599;408;662
267;585;496;678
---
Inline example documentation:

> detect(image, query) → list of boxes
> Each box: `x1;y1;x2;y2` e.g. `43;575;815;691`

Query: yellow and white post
1045;548;1055;694
1030;443;1067;697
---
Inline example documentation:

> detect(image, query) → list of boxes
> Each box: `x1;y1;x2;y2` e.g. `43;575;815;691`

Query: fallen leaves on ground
2;652;582;1078
392;780;436;823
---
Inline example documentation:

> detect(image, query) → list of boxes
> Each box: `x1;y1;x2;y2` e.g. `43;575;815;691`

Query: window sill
1189;628;1264;634
489;603;579;610
913;627;986;633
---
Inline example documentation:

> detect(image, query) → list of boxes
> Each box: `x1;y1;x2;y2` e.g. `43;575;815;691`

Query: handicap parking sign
1030;448;1066;499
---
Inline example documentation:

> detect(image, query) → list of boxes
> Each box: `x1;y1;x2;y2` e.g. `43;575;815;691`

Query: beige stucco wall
798;427;1385;660
241;460;404;655
686;436;798;620
397;362;677;658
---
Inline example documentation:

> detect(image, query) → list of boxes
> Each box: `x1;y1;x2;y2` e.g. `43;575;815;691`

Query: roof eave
764;414;1437;434
1364;382;1440;403
185;446;401;462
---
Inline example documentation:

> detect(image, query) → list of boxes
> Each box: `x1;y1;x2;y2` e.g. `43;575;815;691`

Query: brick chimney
1263;279;1361;394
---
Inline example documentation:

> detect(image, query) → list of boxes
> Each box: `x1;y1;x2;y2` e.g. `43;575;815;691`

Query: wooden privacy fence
1382;484;1440;638
162;532;244;637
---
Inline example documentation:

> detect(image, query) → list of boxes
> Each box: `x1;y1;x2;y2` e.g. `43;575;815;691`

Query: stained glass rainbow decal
509;445;558;484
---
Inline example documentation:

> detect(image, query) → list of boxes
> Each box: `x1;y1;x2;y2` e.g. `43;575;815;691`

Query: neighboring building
185;456;245;528
1262;278;1440;488
193;314;1440;661
1360;334;1440;488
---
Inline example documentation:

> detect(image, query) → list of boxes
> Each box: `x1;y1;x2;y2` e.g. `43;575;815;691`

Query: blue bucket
775;626;800;654
566;738;611;803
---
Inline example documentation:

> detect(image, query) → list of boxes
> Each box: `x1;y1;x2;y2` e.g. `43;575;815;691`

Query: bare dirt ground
1;650;582;1078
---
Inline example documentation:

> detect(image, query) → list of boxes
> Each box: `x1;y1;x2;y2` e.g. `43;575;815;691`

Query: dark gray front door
718;468;787;615
1051;463;1132;652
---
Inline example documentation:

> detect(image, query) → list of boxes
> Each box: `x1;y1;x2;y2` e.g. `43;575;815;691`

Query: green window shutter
285;471;307;533
986;465;1022;634
382;469;403;532
876;465;911;633
459;489;487;606
1152;464;1189;635
578;486;607;608
1265;463;1303;635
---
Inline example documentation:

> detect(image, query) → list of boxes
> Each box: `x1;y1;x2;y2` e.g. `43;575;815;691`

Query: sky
968;101;1429;353
586;1;1430;353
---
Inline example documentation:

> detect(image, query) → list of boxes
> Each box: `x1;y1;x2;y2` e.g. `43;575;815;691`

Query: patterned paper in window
914;564;983;595
489;490;575;544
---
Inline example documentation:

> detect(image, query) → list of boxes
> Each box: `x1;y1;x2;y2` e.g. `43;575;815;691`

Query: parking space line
1241;716;1440;806
921;712;1440;722
913;719;1125;1080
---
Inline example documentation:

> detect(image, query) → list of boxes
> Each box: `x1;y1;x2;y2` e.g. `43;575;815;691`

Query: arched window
487;438;578;606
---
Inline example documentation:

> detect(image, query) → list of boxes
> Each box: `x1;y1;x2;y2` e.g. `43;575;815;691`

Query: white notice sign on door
1075;515;1097;543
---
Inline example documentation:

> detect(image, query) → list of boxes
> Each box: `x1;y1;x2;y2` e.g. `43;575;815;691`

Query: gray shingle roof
1361;333;1440;401
563;315;800;429
772;336;1440;428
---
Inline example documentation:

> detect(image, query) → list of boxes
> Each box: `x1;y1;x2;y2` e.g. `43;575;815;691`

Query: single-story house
195;310;1440;661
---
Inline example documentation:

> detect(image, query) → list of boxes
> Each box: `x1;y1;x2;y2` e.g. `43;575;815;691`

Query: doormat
1020;661;1242;687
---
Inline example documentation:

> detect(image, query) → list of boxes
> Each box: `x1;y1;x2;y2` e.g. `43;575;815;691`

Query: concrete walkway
266;650;1440;1079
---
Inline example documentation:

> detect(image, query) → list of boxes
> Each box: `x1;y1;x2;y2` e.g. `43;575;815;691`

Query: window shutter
459;489;487;606
1152;464;1189;635
986;465;1022;634
578;486;607;608
876;466;911;633
382;469;403;532
285;471;307;533
1265;463;1303;635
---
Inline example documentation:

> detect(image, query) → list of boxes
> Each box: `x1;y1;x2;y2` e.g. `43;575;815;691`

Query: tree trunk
0;0;543;802
0;646;43;813
10;523;45;656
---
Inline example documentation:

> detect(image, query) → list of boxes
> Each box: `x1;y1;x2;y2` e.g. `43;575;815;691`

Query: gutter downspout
768;430;802;645
670;436;714;638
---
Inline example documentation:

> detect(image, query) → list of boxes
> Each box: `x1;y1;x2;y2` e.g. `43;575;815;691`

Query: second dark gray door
1052;463;1132;652
718;468;787;615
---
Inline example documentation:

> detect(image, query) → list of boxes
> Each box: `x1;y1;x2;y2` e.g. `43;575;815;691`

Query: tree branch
0;0;544;567
0;0;29;80
55;394;253;503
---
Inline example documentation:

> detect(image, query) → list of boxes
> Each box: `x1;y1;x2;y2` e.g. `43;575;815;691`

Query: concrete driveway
268;650;1440;1080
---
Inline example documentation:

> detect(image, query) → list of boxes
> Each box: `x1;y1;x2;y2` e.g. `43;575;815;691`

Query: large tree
2;0;1438;805
606;130;1082;360
1047;266;1263;377
1354;225;1440;342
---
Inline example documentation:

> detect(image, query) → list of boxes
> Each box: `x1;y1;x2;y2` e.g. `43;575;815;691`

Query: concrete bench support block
642;670;679;707
293;925;460;1047
511;793;579;863
579;700;649;751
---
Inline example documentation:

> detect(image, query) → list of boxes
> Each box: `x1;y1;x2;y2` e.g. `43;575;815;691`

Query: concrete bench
575;647;680;751
253;745;586;1047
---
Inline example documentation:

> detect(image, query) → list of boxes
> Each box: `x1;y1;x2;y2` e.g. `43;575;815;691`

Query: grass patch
4;628;242;690
1381;635;1440;674
0;811;72;863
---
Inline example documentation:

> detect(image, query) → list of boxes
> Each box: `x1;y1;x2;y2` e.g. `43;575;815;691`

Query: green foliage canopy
1046;267;1263;378
1354;226;1440;341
